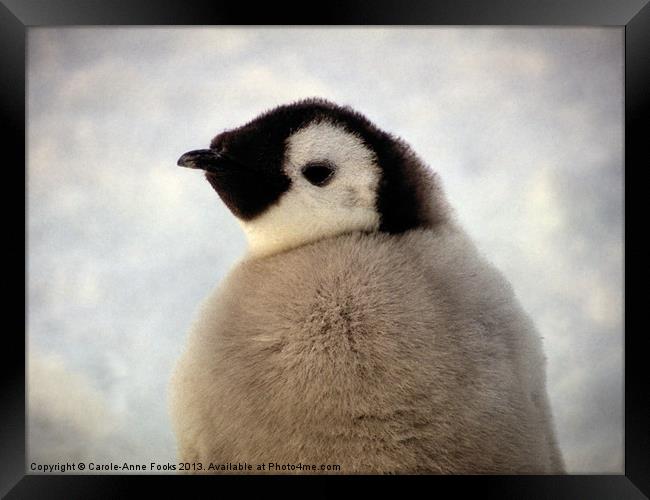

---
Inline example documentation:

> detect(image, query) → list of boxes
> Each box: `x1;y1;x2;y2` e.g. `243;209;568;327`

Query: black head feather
185;98;448;231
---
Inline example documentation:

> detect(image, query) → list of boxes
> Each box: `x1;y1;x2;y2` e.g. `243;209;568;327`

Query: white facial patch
241;120;381;257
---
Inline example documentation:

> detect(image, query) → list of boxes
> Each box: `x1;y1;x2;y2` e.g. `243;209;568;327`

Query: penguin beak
177;149;223;173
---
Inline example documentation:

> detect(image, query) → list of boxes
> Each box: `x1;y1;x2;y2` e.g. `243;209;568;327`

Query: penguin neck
239;209;380;259
240;221;376;258
243;229;319;258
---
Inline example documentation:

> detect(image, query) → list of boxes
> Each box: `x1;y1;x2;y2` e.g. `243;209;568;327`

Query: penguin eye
301;162;335;187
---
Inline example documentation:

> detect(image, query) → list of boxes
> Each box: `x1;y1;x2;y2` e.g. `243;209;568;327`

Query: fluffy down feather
169;224;564;474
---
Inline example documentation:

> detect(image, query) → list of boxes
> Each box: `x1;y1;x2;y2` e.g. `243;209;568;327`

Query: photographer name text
30;461;341;472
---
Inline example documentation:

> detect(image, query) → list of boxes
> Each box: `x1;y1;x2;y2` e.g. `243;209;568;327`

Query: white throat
240;121;381;258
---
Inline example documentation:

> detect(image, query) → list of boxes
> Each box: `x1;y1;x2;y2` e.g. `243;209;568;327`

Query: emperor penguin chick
170;98;564;474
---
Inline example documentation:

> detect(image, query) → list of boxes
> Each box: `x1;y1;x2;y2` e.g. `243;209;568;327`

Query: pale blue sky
27;27;623;472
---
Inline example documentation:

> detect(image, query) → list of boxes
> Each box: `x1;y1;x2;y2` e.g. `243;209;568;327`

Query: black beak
177;149;223;172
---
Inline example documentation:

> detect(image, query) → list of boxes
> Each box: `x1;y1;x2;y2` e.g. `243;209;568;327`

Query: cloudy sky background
27;27;623;473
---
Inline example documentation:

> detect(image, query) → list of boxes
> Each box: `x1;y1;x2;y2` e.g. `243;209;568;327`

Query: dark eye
301;162;335;187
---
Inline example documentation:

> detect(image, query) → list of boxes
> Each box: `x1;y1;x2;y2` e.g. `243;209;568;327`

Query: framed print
2;0;647;497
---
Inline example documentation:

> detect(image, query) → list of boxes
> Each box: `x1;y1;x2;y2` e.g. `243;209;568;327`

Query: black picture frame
3;1;647;498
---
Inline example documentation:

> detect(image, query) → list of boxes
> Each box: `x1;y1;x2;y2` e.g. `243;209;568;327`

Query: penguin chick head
178;98;448;257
